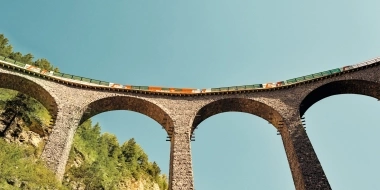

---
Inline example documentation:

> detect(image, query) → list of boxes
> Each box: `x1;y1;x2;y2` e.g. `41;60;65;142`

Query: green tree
9;51;23;62
99;133;121;159
0;33;58;71
0;93;35;136
0;34;13;57
148;161;161;179
21;53;34;65
34;58;53;70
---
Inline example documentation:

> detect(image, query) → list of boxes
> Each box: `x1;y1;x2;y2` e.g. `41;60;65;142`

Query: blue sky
2;1;380;189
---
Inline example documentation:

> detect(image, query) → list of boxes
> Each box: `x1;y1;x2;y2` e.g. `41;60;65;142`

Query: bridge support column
168;116;194;190
280;115;331;190
41;105;82;181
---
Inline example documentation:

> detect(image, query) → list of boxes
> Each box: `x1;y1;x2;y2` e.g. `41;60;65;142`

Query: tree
99;133;121;159
34;58;53;70
0;93;35;136
21;53;34;65
121;138;137;163
9;52;23;62
0;34;12;57
0;34;8;48
0;33;59;71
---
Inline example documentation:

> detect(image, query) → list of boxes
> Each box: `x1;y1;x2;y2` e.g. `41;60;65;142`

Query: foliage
65;120;168;189
0;33;58;71
0;91;168;189
0;34;13;57
0;89;52;137
0;89;18;110
0;138;66;189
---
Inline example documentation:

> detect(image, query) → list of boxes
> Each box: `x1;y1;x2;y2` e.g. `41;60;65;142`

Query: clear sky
2;1;380;189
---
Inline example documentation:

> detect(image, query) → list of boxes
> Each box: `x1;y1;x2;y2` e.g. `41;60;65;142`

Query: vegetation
0;34;59;72
65;120;168;189
0;33;168;189
0;138;67;189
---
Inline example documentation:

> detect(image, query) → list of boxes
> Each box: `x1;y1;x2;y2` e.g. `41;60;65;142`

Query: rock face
119;178;160;190
67;178;160;190
0;110;45;147
64;152;162;190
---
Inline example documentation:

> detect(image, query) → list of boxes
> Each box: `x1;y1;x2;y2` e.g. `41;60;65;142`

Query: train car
192;89;201;93
341;66;353;71
263;83;276;88
329;68;341;74
148;86;162;92
200;89;212;93
276;81;285;87
109;83;123;88
171;88;195;94
24;64;41;73
181;88;195;94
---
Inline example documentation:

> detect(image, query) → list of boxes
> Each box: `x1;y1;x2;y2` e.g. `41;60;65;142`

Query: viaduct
1;57;380;190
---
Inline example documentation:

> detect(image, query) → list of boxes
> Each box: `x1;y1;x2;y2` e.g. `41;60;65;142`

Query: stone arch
192;98;283;132
0;72;58;117
79;96;173;133
299;79;380;116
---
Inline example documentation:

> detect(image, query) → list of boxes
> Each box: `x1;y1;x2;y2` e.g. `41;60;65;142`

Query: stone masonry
1;60;380;190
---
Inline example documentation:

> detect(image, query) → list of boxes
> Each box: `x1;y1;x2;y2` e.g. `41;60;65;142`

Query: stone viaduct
1;58;380;190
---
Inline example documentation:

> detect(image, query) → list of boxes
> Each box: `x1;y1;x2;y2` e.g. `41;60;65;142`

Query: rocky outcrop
118;178;160;190
65;177;161;190
0;110;46;147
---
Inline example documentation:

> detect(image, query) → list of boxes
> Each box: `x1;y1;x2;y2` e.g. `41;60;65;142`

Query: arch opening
304;94;380;189
192;98;283;132
0;73;58;117
191;98;293;189
67;96;172;189
0;88;55;146
192;112;294;189
79;96;173;133
300;79;380;116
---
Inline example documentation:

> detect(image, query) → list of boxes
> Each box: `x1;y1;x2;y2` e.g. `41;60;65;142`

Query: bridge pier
280;115;331;190
168;116;194;190
41;104;83;181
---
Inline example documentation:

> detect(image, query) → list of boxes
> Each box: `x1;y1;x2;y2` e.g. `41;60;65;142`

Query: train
1;55;379;94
